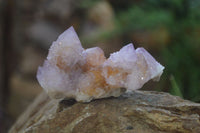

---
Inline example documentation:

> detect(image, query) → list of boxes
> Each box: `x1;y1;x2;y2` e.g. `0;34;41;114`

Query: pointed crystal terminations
37;26;164;102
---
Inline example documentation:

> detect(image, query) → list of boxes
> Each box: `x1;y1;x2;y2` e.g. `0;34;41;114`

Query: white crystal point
37;26;165;102
106;43;137;69
37;61;74;99
136;48;164;81
102;43;137;87
47;26;84;69
125;47;164;91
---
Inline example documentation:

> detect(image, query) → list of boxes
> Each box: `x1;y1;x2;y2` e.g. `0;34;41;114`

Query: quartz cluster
37;26;164;102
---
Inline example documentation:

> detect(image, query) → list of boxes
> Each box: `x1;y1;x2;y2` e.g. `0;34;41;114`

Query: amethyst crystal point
37;26;164;102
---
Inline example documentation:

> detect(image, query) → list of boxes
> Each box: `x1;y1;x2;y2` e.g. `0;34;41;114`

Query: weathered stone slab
9;91;200;133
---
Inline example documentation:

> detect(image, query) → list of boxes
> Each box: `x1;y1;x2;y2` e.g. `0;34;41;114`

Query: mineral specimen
37;26;164;102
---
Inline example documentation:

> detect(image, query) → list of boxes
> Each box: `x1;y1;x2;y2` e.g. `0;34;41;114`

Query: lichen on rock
36;26;164;102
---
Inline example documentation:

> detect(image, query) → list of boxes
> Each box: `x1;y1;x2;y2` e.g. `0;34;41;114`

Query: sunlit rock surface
37;26;164;102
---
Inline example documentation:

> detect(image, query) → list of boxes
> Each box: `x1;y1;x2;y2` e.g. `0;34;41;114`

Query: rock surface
9;91;200;133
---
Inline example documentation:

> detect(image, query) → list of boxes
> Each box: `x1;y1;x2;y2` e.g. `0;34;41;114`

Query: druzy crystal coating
37;26;164;102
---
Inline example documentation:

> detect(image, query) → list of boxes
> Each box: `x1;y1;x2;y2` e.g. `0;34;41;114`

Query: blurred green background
0;0;200;132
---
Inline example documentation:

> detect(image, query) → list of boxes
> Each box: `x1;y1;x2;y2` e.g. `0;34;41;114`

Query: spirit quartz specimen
37;26;164;102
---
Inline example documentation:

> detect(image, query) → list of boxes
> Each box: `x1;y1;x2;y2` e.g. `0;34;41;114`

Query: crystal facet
37;26;164;102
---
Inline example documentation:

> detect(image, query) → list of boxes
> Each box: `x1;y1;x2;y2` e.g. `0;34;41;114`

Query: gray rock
9;91;200;133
